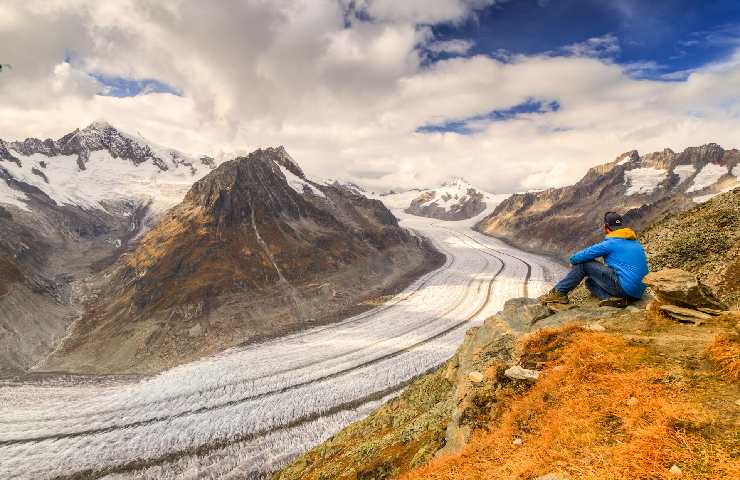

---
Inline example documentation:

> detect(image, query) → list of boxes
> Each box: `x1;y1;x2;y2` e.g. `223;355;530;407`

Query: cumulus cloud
1;1;740;195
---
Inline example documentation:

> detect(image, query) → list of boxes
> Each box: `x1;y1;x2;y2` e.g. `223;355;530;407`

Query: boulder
535;474;569;480
468;371;484;383
643;269;727;310
505;365;540;382
499;297;553;332
659;305;711;324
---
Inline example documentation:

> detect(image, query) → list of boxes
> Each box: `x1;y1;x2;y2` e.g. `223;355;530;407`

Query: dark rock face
42;147;437;374
476;144;740;261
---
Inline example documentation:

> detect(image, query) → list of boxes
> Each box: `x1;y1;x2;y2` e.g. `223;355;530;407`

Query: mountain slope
642;187;740;308
0;121;215;374
404;178;507;221
42;147;440;374
476;144;740;260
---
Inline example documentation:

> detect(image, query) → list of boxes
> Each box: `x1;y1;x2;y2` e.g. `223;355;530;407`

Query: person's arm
569;240;612;265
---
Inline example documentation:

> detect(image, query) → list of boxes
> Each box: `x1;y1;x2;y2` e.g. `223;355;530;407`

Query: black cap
604;211;625;229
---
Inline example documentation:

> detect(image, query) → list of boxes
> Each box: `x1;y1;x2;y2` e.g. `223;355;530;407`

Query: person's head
603;211;624;233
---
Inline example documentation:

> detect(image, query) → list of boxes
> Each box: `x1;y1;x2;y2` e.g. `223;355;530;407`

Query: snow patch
672;164;696;184
278;165;326;198
1;150;206;213
0;178;29;211
692;184;737;203
624;167;667;196
687;163;728;193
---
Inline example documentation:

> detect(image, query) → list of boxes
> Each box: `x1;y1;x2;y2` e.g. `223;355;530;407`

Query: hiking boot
539;289;569;304
598;296;628;308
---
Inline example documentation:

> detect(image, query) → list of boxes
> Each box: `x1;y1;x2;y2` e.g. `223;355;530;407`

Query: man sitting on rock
539;212;648;307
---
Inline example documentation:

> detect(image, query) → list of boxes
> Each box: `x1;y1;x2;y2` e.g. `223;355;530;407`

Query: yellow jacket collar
607;227;637;240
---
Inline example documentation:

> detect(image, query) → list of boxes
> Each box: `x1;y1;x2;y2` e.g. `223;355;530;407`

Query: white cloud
562;33;621;58
426;39;475;55
1;1;740;195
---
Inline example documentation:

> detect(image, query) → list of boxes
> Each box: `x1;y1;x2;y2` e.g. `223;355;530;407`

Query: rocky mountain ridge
41;147;441;374
476;144;740;261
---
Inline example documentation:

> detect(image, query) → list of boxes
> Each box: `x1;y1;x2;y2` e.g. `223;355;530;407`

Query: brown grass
707;334;740;382
403;326;739;480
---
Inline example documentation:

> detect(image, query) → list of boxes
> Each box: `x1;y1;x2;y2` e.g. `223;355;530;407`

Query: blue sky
433;0;740;76
415;0;740;134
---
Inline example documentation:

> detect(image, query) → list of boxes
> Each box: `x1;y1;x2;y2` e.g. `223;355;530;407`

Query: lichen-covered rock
643;268;728;310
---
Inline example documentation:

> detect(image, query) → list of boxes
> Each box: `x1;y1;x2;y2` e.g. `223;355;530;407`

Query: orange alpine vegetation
403;326;740;480
708;332;740;382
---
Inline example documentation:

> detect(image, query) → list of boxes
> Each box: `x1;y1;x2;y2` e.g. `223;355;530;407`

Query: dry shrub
707;334;740;381
403;327;739;480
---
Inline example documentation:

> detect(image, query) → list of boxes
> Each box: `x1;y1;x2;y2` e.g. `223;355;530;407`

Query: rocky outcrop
644;269;728;311
476;145;740;261
276;298;633;479
42;147;441;374
644;268;729;324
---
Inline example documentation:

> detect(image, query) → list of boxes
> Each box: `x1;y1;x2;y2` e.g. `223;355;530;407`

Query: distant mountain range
404;178;508;221
476;144;740;261
0;123;437;374
376;178;508;221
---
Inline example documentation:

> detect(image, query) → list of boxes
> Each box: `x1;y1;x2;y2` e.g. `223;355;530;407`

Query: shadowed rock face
476;144;740;261
42;147;438;374
0;189;146;375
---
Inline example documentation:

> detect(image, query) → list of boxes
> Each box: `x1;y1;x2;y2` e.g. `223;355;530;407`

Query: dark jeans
554;260;626;300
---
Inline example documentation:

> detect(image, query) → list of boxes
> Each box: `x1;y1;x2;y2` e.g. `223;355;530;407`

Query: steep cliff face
476;145;740;260
42;147;440;374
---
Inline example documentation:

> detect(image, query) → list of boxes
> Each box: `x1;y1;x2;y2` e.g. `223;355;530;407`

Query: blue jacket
569;228;648;298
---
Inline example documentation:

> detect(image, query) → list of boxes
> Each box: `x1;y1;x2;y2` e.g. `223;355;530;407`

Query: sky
1;0;740;193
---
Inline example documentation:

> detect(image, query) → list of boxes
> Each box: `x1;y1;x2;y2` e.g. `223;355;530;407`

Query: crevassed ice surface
0;207;564;480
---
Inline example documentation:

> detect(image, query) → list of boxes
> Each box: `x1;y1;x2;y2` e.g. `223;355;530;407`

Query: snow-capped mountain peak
403;178;508;221
0;122;217;215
